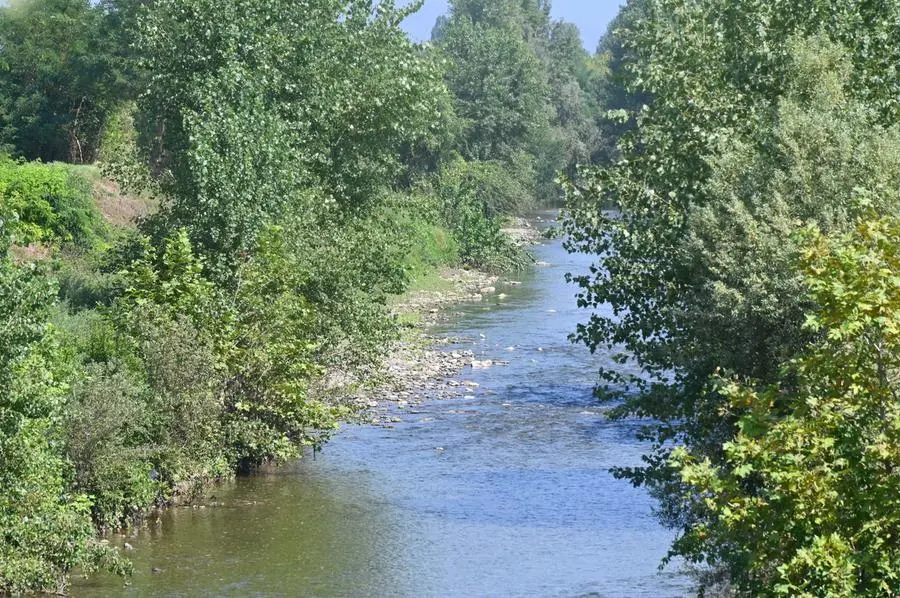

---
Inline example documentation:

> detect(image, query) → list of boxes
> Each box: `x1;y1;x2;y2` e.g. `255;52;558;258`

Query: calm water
76;217;691;597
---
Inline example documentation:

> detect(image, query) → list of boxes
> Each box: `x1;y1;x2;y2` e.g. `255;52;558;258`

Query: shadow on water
75;211;691;597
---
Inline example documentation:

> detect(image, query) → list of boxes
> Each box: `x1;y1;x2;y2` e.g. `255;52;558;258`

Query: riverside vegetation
565;0;899;595
0;0;898;596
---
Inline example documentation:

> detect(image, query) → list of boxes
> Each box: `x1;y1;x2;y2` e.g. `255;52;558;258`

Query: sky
400;0;626;52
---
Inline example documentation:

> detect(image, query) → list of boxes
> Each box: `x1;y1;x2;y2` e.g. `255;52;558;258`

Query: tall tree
564;1;900;591
0;0;133;163
136;0;443;272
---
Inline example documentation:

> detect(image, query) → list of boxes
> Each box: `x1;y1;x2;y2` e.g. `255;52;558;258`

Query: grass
67;164;157;229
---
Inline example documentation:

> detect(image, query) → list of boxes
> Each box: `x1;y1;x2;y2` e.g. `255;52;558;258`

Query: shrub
435;160;529;271
0;217;122;593
65;361;157;530
0;155;105;248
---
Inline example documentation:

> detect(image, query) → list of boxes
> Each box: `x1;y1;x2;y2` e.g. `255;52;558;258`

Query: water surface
77;217;690;597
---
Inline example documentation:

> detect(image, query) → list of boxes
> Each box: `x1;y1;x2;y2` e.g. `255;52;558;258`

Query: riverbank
349;221;543;424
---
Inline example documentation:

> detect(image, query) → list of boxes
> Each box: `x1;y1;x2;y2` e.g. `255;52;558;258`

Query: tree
542;21;599;187
438;11;551;166
0;0;133;163
563;1;900;590
136;0;444;274
670;214;900;596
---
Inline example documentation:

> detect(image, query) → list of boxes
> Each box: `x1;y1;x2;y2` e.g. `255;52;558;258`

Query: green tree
438;10;551;167
0;0;133;163
136;0;444;272
670;214;900;596
563;1;899;590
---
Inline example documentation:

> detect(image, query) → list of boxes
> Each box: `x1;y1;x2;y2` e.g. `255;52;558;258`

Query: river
76;218;691;597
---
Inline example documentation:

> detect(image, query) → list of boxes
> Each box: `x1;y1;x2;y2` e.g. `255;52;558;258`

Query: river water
76;219;691;597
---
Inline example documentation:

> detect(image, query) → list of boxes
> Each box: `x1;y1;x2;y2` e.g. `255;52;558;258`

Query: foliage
0;215;124;593
436;159;530;271
439;7;551;166
432;0;603;206
0;155;105;248
136;0;445;274
223;227;345;462
670;214;900;596
97;102;157;197
564;0;899;593
0;0;134;163
64;359;158;530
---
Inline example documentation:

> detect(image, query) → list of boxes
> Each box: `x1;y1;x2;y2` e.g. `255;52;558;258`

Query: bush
65;361;157;530
0;218;123;593
670;214;900;596
0;155;105;248
435;160;529;271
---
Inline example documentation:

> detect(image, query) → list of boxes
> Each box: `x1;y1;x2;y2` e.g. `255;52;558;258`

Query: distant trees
433;0;600;207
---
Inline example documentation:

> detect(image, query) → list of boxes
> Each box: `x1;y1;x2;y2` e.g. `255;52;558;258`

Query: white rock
471;359;493;368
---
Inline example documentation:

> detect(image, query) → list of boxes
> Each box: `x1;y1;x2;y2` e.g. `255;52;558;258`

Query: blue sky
400;0;626;52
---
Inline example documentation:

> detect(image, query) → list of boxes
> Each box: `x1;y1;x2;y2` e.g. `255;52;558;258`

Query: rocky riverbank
350;268;509;424
350;223;543;425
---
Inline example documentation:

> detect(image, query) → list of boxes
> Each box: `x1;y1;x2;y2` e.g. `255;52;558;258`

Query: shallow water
76;215;690;597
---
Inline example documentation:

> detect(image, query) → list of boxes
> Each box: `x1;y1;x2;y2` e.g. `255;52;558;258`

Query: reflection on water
76;213;690;597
